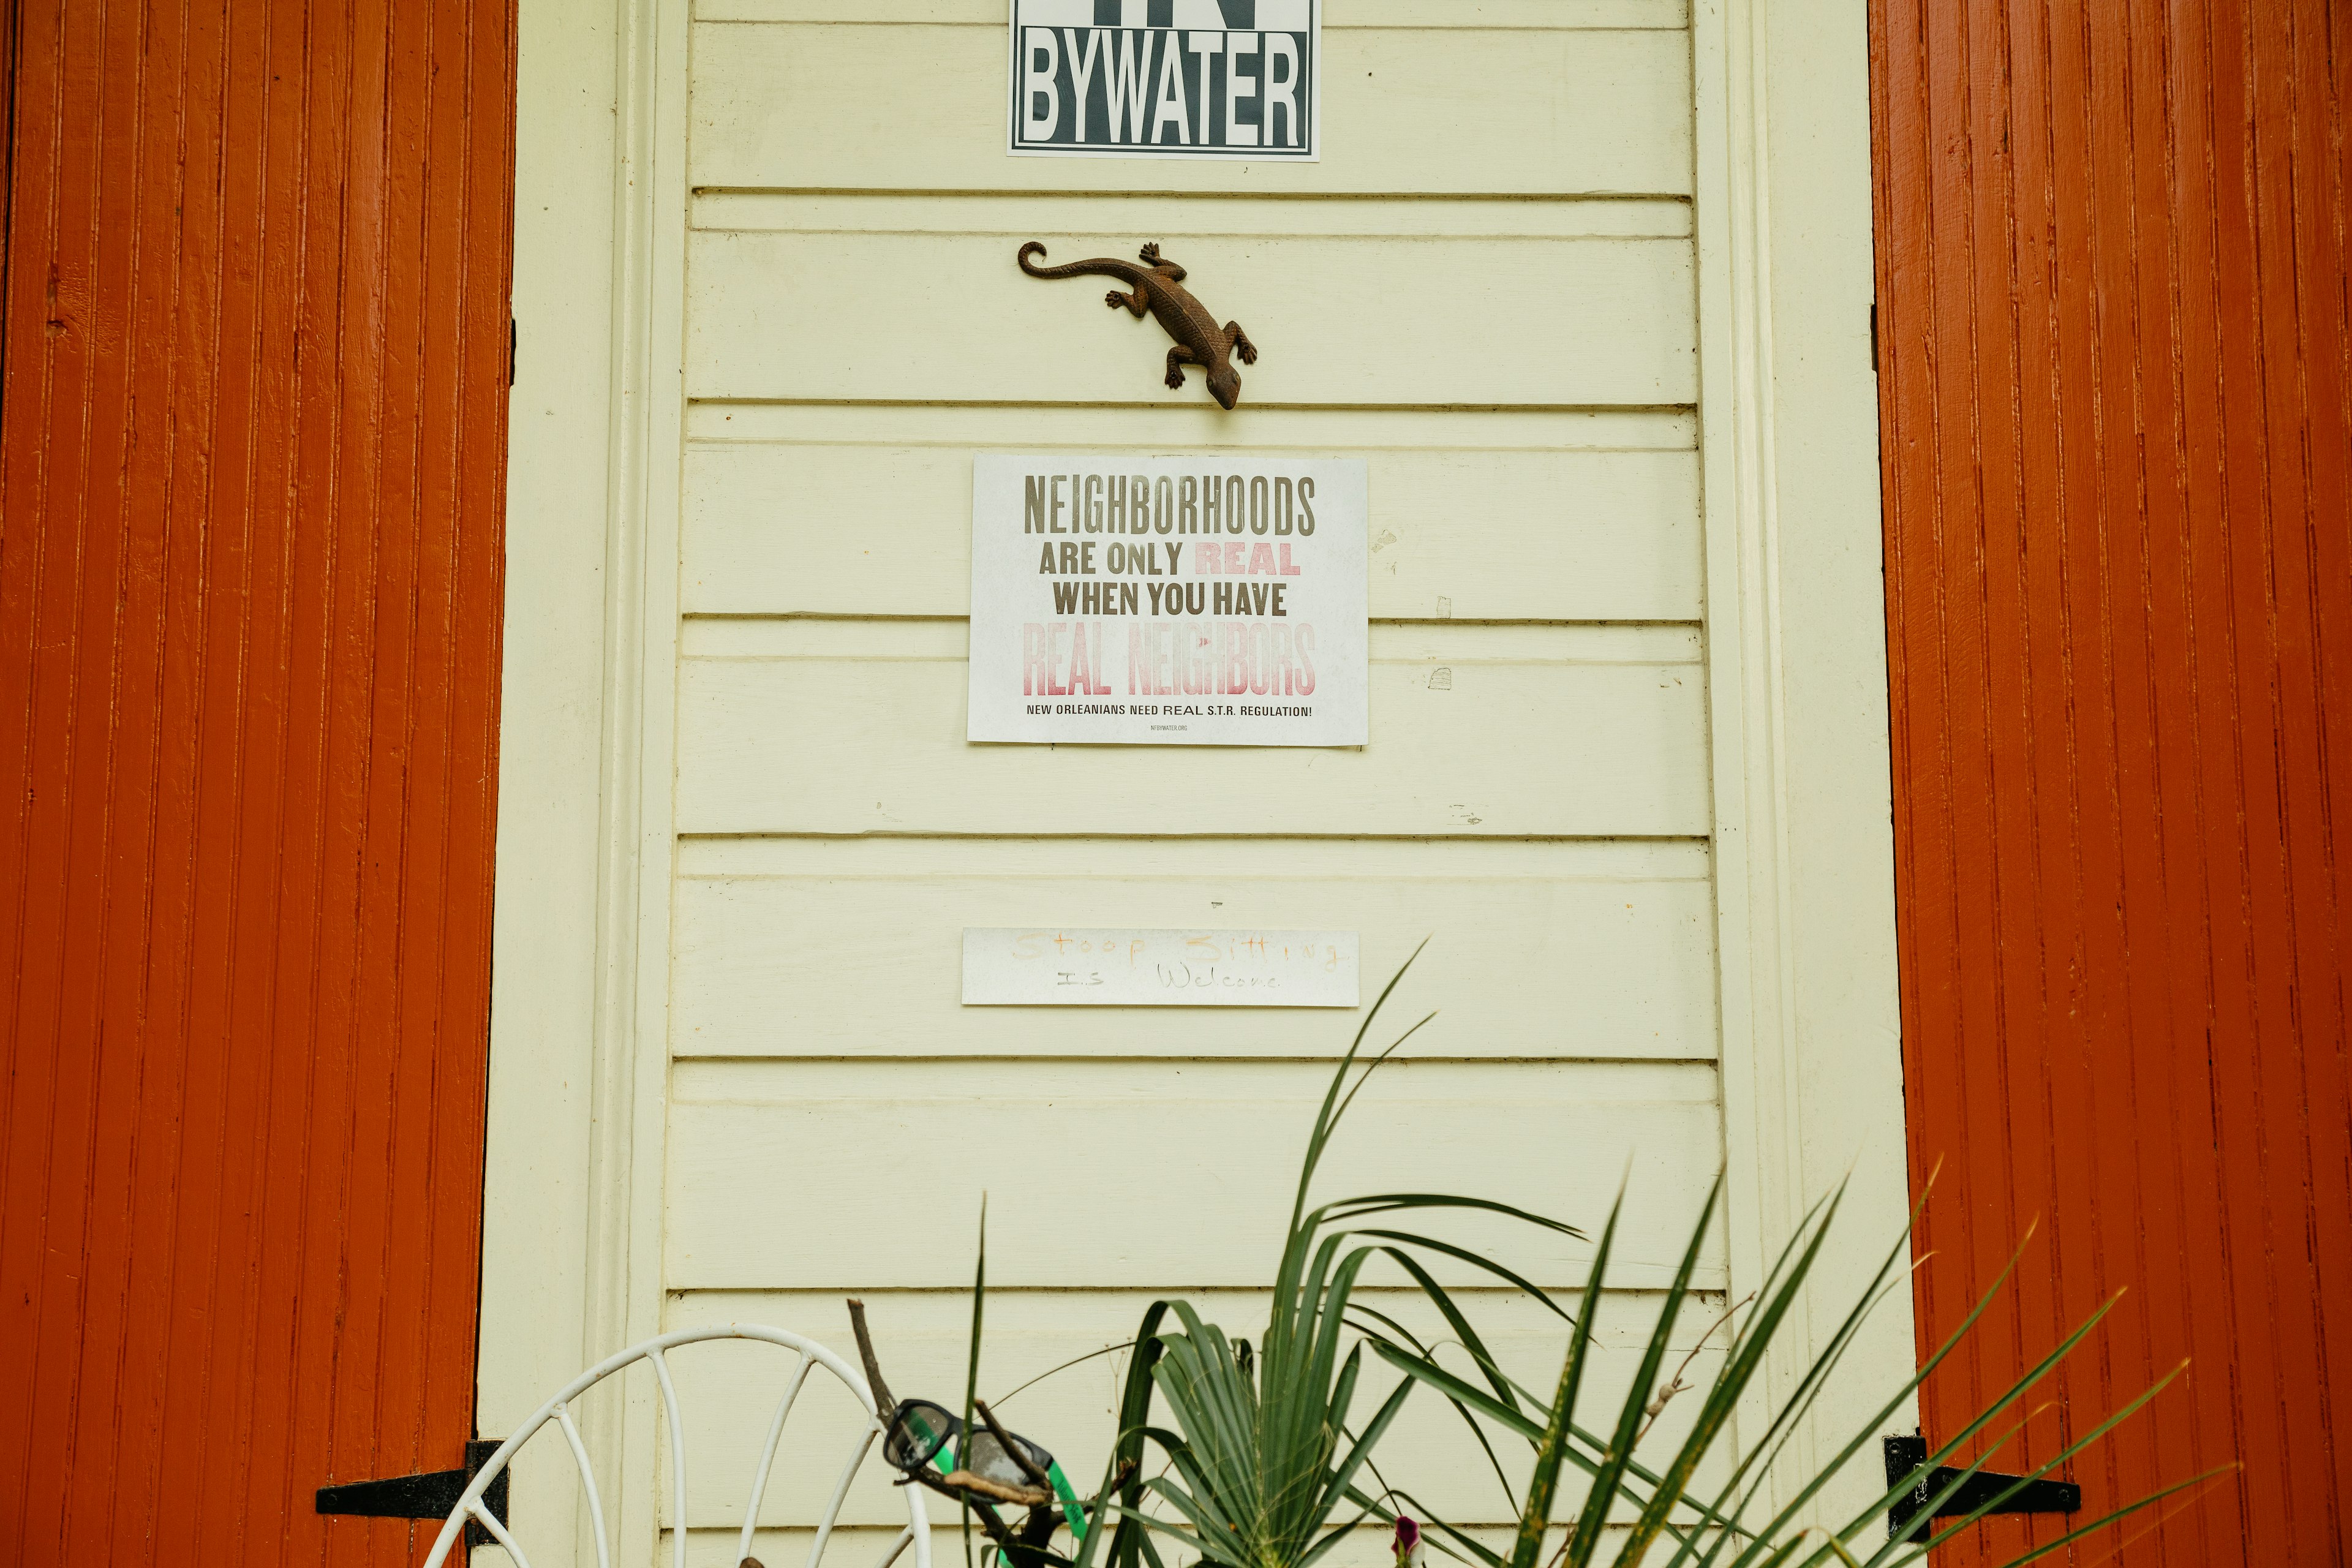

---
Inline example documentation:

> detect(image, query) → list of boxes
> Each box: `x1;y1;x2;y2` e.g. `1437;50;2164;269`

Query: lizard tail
1017;241;1147;287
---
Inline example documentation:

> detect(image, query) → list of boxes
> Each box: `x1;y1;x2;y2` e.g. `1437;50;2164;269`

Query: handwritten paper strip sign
962;928;1360;1008
967;454;1369;746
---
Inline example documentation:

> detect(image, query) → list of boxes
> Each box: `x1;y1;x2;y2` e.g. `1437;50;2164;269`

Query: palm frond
963;1200;987;1568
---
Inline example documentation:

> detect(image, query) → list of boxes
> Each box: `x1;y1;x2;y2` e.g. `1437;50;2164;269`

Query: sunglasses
884;1399;1058;1488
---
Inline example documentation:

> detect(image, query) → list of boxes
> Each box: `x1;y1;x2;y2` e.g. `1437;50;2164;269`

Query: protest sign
968;454;1368;745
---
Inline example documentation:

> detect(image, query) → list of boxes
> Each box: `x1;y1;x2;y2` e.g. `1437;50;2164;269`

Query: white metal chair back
421;1323;932;1568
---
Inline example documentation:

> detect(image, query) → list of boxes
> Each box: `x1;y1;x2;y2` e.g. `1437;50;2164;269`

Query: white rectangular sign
962;928;1360;1007
967;454;1368;746
1009;1;1321;161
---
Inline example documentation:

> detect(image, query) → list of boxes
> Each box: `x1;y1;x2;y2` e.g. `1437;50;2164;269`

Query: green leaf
1561;1180;1712;1568
1344;1298;1517;1505
962;1197;987;1568
1324;1371;1417;1531
1686;1220;2042;1567
1322;1193;1588;1243
1608;1172;1728;1567
1981;1464;2239;1567
1077;1302;1169;1568
1287;941;1428;1240
1862;1361;2190;1568
1513;1193;1619;1568
1337;1229;1577;1320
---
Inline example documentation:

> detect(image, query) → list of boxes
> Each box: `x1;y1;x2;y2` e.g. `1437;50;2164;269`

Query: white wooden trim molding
481;0;690;1564
1693;0;1918;1526
620;0;694;1557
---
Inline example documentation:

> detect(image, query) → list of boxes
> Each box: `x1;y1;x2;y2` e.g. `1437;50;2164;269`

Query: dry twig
901;1468;1025;1542
1635;1292;1756;1446
975;1399;1055;1489
943;1469;1055;1509
848;1298;897;1415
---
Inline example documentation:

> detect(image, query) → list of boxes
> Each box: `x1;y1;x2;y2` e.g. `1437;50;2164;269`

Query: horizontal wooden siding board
685;404;1698;450
685;232;1697;407
672;857;1717;1059
682;442;1702;622
665;1070;1723;1291
690;23;1692;195
676;652;1711;836
695;2;1689;28
692;192;1693;241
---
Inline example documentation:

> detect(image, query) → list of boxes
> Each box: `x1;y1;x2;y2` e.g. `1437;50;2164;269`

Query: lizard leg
1105;288;1149;317
1164;344;1196;390
1139;242;1187;281
1224;322;1258;365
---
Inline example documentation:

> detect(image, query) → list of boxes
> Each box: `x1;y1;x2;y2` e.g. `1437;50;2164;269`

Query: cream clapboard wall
660;2;1731;1562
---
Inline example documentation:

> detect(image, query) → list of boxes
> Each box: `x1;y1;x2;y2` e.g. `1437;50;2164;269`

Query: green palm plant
1070;949;1588;1568
1056;951;2226;1568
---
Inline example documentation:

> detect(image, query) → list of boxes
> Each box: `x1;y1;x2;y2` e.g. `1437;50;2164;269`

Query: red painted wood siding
0;0;514;1562
1872;0;2351;1561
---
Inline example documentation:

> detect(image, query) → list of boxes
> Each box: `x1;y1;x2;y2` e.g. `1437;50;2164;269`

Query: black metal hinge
1884;1434;2080;1542
317;1438;510;1549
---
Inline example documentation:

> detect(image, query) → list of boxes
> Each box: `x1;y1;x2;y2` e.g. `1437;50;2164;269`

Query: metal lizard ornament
1018;241;1259;409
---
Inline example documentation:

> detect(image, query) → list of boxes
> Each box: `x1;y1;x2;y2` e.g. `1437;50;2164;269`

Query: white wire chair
421;1324;933;1568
